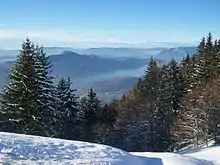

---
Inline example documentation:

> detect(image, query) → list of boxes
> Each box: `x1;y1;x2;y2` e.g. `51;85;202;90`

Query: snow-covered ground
132;152;213;165
0;132;219;165
184;146;220;165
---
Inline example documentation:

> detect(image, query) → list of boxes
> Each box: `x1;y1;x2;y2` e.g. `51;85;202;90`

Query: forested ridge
1;33;220;152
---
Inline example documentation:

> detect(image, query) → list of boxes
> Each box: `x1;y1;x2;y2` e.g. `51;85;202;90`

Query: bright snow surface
0;132;219;165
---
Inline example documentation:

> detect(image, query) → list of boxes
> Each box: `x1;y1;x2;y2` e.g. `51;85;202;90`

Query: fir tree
34;45;55;136
78;88;102;142
176;34;220;148
82;88;101;125
144;57;161;100
93;103;117;145
55;77;79;139
143;57;166;151
158;59;187;150
0;39;45;135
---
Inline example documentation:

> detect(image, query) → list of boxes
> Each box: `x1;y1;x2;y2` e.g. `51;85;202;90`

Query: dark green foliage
175;33;220;149
55;77;79;139
144;57;161;100
78;88;102;141
81;88;101;125
0;39;52;136
143;57;166;151
100;103;117;124
158;59;187;150
34;45;55;136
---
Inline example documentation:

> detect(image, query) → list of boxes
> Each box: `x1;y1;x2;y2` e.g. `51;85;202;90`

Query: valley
0;46;196;101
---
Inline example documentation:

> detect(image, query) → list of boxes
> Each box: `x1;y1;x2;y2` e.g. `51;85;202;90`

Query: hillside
0;51;147;89
49;51;147;78
0;132;218;165
154;46;197;63
77;47;166;58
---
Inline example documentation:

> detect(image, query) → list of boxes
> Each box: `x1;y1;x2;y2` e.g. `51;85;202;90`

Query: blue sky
0;0;219;49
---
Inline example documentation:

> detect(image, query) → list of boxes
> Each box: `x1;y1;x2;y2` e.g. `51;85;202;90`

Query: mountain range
0;46;196;61
0;46;197;101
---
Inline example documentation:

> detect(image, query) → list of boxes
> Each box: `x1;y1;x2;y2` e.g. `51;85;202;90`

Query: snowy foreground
0;132;219;165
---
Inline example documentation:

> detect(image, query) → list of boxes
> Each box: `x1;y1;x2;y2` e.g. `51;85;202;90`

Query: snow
179;140;216;154
131;152;213;165
0;132;219;165
0;132;143;165
184;146;220;164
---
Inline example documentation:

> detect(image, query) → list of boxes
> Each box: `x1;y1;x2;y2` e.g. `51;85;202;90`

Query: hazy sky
0;0;219;49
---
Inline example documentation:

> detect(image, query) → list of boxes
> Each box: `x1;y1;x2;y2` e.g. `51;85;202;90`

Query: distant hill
76;47;166;59
0;51;147;91
154;46;197;63
0;46;197;62
49;51;147;79
0;47;78;62
0;46;197;101
0;47;165;60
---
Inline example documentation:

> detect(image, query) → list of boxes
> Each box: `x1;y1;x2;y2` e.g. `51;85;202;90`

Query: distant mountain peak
62;50;78;54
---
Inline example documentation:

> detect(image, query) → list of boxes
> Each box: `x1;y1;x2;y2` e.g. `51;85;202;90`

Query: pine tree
55;77;79;139
93;103;117;145
207;77;220;144
189;37;206;90
158;59;187;151
100;104;117;124
0;39;45;135
176;36;209;148
180;54;194;88
34;45;55;136
83;88;101;125
78;88;102;142
143;57;167;151
176;77;220;148
144;57;161;100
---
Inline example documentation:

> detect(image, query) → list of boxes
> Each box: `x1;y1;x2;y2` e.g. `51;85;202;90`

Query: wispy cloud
0;28;196;49
0;28;124;45
0;29;18;39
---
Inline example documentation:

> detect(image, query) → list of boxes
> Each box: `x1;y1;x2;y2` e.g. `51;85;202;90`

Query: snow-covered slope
132;152;213;165
0;132;219;165
184;146;220;164
0;132;143;165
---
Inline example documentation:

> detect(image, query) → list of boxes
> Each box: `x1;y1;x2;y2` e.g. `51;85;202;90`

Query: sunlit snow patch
0;132;143;165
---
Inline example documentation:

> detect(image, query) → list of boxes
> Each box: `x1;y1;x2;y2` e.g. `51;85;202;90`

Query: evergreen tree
34;45;55;136
83;88;101;125
189;37;206;90
100;104;117;124
176;33;220;148
78;88;102;142
143;57;166;151
93;103;117;145
158;59;187;150
176;77;220;148
180;54;194;88
55;77;79;139
176;36;210;148
144;57;161;100
0;39;46;135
